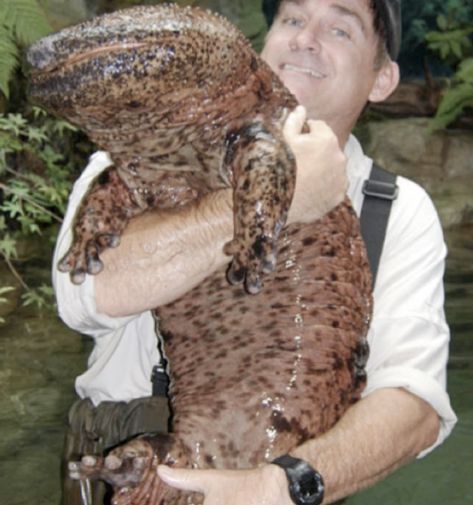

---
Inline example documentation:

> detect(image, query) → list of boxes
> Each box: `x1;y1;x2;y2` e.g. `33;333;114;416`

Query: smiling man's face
261;0;397;143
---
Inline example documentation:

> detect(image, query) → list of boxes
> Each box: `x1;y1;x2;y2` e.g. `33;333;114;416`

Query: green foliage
0;0;52;99
402;0;473;52
426;11;473;62
429;58;473;131
0;107;78;315
0;108;74;227
21;283;55;310
426;12;473;131
399;0;473;76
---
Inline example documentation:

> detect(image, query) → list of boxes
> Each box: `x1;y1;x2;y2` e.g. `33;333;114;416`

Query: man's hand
155;390;439;505
157;464;291;505
284;105;348;225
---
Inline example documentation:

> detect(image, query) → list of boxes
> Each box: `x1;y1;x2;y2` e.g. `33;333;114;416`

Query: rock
367;79;443;118
357;117;473;229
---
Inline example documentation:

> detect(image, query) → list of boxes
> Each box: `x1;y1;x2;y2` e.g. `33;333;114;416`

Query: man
54;1;457;504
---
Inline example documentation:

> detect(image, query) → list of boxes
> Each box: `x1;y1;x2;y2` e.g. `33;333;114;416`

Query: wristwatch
272;454;325;505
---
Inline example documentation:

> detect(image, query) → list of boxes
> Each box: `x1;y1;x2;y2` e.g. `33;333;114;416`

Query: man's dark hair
368;0;390;68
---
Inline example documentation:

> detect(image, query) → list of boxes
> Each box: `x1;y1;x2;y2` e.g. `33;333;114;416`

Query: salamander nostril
26;38;56;71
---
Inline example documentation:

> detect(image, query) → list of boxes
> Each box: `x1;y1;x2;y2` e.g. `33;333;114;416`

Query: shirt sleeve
52;151;137;337
363;176;457;458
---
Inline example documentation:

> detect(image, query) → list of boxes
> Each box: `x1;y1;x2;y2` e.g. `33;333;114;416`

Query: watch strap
272;454;325;505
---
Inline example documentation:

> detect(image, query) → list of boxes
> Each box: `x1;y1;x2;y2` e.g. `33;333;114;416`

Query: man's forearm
93;108;348;317
95;189;234;317
290;388;440;503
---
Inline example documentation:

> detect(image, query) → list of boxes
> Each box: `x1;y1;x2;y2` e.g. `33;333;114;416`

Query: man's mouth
280;63;327;79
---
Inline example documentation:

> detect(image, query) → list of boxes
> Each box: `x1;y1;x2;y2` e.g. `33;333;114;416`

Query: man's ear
369;61;400;103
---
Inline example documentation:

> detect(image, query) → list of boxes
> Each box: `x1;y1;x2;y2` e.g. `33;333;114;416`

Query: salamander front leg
223;123;296;294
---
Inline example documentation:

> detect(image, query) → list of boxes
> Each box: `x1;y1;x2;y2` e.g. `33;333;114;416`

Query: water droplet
266;426;277;443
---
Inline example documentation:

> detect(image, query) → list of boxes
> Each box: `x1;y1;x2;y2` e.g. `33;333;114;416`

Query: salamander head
27;4;251;133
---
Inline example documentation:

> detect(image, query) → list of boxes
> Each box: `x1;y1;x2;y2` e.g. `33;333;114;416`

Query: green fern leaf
0;0;52;97
0;25;18;98
0;1;15;29
3;0;52;46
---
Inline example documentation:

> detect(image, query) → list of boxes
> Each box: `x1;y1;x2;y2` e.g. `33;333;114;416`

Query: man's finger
157;465;210;493
283;105;306;139
306;119;331;136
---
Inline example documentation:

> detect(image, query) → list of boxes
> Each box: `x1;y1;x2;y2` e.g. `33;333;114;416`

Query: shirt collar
345;134;369;176
344;134;373;211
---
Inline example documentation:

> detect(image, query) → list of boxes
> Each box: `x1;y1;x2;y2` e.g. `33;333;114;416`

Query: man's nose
289;25;321;53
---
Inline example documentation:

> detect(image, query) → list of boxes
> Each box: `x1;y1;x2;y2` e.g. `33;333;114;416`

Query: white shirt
52;136;457;457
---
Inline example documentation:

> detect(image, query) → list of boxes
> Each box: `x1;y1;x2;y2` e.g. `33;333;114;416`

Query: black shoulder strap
360;164;398;287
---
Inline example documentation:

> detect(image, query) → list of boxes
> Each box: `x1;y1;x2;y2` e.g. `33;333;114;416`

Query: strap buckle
151;364;169;397
362;179;399;201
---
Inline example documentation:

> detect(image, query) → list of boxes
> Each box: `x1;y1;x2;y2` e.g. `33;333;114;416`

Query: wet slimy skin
28;3;298;294
28;5;372;504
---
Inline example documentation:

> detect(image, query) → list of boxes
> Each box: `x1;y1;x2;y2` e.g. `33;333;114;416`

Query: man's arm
157;388;440;505
292;388;440;502
95;106;348;316
95;189;234;316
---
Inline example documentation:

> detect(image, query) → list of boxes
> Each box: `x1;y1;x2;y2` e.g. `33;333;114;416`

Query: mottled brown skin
28;5;372;505
28;3;297;291
158;201;372;467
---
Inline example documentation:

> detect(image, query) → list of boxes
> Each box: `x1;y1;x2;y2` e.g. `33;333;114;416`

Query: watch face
297;472;323;503
272;455;324;505
299;472;320;499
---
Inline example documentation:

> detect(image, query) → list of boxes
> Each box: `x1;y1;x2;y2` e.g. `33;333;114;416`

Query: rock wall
357;118;473;229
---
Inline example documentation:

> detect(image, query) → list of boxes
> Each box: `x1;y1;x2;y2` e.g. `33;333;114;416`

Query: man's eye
283;17;304;27
332;27;351;39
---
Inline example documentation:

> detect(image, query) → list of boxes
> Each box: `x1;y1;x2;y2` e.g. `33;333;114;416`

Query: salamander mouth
29;41;149;76
65;42;148;68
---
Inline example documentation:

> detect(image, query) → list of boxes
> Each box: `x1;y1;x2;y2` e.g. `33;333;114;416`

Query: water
0;304;90;504
0;225;471;505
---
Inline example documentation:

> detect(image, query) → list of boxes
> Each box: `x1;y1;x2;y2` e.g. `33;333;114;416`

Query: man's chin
280;74;324;101
284;84;318;111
